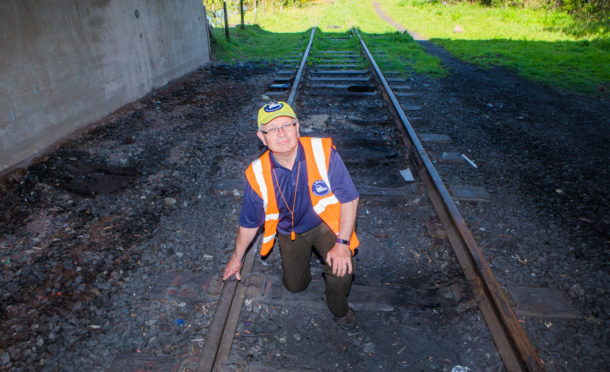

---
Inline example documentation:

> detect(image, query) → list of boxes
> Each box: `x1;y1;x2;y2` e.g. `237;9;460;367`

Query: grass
375;0;609;93
214;0;445;78
211;0;609;94
360;32;447;77
210;25;311;63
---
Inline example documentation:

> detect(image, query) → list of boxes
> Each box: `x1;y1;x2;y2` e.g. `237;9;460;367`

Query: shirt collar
270;141;304;171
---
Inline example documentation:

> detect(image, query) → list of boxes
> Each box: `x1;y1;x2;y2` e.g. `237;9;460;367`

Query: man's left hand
326;244;353;277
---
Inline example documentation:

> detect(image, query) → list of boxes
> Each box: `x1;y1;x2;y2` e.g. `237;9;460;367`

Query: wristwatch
335;237;350;246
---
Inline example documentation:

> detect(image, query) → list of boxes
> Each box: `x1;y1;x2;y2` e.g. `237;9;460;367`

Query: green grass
214;0;445;78
210;25;311;63
308;30;365;68
376;0;609;93
361;32;447;77
212;0;609;93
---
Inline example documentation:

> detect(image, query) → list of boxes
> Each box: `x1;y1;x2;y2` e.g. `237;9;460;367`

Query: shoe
335;307;356;329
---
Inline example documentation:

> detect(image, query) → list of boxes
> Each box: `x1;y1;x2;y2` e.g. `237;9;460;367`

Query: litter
399;168;414;182
451;366;470;372
461;154;478;168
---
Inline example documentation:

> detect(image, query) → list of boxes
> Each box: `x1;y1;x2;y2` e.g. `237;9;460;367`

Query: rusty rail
193;27;317;372
354;28;545;372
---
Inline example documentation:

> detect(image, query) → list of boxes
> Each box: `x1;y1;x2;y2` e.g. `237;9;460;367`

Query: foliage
399;0;609;19
204;0;322;26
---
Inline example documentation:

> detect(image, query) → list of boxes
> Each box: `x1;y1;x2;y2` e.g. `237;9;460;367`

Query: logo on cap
312;180;330;196
264;102;284;113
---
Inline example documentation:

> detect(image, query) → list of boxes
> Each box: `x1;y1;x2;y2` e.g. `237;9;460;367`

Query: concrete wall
0;0;210;173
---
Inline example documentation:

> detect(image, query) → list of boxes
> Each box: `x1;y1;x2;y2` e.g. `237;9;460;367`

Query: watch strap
335;237;350;245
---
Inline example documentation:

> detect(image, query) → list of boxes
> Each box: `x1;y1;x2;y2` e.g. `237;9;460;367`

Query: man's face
257;116;300;155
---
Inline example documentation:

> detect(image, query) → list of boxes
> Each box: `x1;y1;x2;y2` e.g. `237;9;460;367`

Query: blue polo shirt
239;142;358;234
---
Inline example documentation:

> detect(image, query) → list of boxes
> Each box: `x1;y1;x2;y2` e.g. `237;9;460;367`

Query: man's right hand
223;226;259;281
222;254;243;281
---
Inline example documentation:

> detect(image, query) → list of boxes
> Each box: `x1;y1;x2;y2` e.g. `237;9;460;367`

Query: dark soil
0;62;277;371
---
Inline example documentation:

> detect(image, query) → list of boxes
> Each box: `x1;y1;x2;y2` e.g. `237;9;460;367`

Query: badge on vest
312;180;330;196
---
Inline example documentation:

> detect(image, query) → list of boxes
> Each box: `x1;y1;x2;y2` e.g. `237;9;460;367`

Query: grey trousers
277;223;353;317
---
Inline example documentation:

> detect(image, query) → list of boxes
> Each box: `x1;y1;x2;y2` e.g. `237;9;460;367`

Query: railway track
111;28;545;372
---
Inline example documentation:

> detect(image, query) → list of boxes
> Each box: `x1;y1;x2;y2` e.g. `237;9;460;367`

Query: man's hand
326;244;353;277
223;226;258;281
223;254;243;281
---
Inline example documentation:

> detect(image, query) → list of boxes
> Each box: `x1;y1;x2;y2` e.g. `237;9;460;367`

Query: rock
363;342;375;354
569;283;585;298
307;114;329;129
1;352;11;366
163;198;177;207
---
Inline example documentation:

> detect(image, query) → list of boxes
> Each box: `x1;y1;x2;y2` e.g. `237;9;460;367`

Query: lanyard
272;160;301;241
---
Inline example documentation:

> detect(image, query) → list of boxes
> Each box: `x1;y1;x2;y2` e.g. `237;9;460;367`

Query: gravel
0;42;608;371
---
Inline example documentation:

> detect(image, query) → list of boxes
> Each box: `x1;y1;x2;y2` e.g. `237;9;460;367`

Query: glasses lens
264;121;295;135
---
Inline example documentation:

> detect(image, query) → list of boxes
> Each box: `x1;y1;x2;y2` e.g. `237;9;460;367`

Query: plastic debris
461;154;478;168
451;366;470;372
3;259;9;265
174;318;185;326
399;168;415;182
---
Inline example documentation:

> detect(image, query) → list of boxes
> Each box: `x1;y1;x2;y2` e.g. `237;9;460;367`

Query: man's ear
296;121;300;138
256;130;267;146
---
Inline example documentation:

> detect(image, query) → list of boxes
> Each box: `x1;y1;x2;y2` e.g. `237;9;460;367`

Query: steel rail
354;28;545;372
193;27;317;372
287;27;316;105
195;234;260;371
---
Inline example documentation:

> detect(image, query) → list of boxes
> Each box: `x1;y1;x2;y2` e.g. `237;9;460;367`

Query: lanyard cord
272;160;301;241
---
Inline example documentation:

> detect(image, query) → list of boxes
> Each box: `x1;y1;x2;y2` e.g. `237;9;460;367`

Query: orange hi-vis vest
244;137;359;256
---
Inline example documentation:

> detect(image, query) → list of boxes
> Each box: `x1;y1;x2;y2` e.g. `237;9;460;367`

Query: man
222;101;359;326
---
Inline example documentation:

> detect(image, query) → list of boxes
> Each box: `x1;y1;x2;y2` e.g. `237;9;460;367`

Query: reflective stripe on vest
245;151;279;255
301;137;359;253
245;137;359;256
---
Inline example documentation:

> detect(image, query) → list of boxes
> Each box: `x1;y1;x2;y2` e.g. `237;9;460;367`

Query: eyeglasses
259;120;297;135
